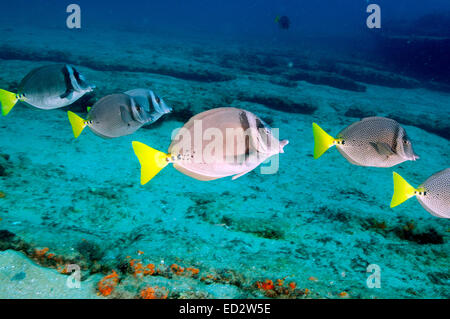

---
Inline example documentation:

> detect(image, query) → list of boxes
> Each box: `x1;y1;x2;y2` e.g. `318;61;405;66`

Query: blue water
0;0;448;299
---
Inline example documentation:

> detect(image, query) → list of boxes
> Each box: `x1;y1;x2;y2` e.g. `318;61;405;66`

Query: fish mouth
279;139;289;153
150;90;172;114
412;154;420;161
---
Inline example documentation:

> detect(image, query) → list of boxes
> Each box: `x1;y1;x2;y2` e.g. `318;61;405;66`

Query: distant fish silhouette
275;15;290;30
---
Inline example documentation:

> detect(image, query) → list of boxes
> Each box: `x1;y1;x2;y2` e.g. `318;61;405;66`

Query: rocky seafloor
0;26;449;299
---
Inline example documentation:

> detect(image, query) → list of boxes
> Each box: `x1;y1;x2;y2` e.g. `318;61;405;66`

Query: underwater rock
221;215;285;240
426;272;450;285
285;70;366;92
218;52;283;74
344;107;377;119
0;46;73;64
0;45;235;83
0;229;16;242
76;240;105;262
388;112;450;140
269;77;297;88
0;250;101;298
394;225;444;245
0;154;11;177
237;93;317;114
0;230;33;254
329;63;421;89
77;57;235;83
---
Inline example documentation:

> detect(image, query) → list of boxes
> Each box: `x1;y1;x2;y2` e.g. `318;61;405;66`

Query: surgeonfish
312;117;419;167
391;169;450;218
132;107;289;184
67;90;171;139
0;64;95;116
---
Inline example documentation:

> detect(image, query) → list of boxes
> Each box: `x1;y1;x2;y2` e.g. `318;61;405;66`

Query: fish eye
155;96;161;104
136;105;141;112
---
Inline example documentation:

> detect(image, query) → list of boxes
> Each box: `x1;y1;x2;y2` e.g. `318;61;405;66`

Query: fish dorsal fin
370;142;395;157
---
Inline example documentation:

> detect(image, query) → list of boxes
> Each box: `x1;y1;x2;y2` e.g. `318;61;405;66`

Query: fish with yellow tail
132;107;289;184
391;169;450;218
0;64;94;116
67;89;171;139
312;117;419;167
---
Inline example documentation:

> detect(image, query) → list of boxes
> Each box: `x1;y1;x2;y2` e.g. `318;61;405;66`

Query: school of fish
0;63;448;218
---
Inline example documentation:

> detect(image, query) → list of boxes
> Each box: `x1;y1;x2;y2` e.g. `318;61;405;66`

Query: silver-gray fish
67;90;171;139
0;64;95;116
391;169;450;218
313;117;419;167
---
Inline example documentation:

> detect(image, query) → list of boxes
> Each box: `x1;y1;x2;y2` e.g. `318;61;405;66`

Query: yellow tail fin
0;89;18;116
132;141;169;185
67;111;87;138
390;172;417;208
312;123;336;159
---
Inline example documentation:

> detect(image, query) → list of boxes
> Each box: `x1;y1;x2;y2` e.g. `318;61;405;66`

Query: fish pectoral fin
232;169;253;180
390;172;417;208
370;142;395;157
120;105;133;124
0;89;19;116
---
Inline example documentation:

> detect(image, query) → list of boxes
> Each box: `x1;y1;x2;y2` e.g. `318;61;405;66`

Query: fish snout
412;153;420;161
85;83;96;92
161;100;173;114
279;139;289;153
